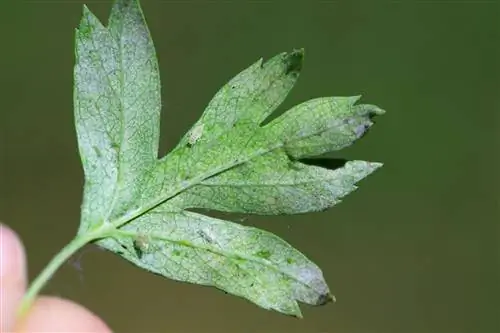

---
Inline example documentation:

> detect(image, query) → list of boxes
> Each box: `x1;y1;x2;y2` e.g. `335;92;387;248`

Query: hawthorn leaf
168;96;384;214
74;0;161;233
98;209;333;318
74;0;385;318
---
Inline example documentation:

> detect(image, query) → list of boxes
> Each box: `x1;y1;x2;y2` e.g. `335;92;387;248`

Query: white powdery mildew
76;2;383;318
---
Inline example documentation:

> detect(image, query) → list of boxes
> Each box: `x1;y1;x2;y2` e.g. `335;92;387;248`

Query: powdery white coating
76;0;384;319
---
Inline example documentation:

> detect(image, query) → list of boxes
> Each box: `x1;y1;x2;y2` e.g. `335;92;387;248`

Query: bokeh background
1;1;498;332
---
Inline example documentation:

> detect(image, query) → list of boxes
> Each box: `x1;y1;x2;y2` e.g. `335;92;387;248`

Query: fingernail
0;224;24;278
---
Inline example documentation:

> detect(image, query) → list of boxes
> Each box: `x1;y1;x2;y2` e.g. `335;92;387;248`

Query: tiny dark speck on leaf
355;124;369;138
316;292;335;306
133;240;143;259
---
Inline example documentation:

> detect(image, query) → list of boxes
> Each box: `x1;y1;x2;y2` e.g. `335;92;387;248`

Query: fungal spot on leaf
197;229;214;244
316;292;335;306
133;235;149;259
187;123;204;147
255;250;271;259
286;257;294;264
133;241;143;259
354;124;369;139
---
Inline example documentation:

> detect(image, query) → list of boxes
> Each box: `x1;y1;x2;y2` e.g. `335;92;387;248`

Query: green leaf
74;0;161;233
98;210;333;318
73;0;385;318
175;49;303;149
169;159;381;214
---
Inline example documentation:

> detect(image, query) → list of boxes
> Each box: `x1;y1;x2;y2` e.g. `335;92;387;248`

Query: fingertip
0;223;26;281
0;223;27;332
16;296;112;332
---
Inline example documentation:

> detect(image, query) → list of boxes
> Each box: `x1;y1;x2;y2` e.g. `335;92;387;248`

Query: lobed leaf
74;0;161;232
74;0;385;317
99;210;333;318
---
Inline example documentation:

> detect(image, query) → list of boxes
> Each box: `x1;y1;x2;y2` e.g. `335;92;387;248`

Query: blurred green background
1;1;498;332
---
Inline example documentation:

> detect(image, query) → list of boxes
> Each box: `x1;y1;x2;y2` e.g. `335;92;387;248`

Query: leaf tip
78;3;103;32
284;48;304;75
360;103;386;118
80;4;90;20
369;161;384;170
291;307;304;319
371;105;386;116
316;292;336;305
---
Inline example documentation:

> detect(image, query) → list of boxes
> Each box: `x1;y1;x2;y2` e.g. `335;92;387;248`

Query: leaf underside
74;0;384;318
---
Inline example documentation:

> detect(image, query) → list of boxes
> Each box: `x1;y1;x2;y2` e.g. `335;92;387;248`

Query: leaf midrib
109;118;353;231
104;9;127;224
115;227;324;298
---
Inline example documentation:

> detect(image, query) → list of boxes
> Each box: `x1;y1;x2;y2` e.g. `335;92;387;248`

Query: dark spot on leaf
355;124;369;139
255;250;271;259
197;230;213;243
286;257;294;264
316;292;335;306
133;240;143;259
284;48;304;75
172;249;181;256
